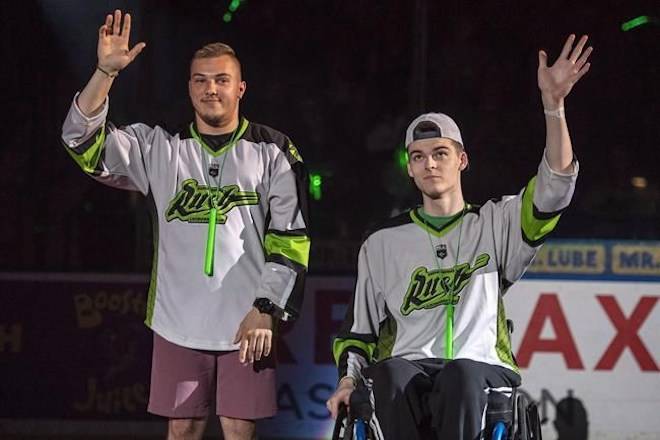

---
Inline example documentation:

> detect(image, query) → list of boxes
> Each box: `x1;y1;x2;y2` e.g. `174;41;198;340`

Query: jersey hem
148;322;241;351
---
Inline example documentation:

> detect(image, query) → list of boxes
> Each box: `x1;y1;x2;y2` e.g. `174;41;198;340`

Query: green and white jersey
334;154;578;378
62;95;309;350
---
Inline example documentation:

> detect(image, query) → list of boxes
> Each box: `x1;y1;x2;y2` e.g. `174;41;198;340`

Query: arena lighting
222;0;245;23
631;176;648;189
309;173;323;201
228;0;241;12
621;15;657;31
395;146;409;171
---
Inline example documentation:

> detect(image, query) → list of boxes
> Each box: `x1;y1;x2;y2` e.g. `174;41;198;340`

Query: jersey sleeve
333;240;386;381
254;139;310;320
61;93;162;195
494;149;579;290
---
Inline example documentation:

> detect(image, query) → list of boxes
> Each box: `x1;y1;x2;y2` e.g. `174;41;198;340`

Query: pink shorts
147;333;277;419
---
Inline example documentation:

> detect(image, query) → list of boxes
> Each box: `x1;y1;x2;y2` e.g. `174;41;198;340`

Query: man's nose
205;81;218;95
425;156;437;169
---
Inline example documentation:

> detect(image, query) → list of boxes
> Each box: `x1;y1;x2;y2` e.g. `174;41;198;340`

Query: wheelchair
332;321;542;440
332;378;542;440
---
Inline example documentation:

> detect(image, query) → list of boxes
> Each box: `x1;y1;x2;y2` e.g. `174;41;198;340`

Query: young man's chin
199;113;226;128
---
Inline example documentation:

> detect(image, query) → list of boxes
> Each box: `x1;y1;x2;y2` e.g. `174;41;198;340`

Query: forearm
77;68;116;117
542;94;574;174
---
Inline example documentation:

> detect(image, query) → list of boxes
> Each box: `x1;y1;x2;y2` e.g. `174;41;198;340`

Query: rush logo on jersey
166;179;260;224
401;253;490;315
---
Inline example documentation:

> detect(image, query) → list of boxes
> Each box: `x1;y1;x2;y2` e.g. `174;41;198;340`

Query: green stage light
621;15;650;31
223;12;232;23
395;146;408;171
309;173;323;201
229;0;241;12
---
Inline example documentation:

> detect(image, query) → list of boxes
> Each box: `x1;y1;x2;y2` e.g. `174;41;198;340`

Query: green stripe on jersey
65;126;106;173
264;232;310;268
521;177;561;243
495;294;519;373
333;338;376;366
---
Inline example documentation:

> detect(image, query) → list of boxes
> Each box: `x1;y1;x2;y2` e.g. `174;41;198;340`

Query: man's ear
459;151;469;171
238;80;247;99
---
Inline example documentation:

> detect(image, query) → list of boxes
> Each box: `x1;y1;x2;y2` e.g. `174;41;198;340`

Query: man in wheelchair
327;34;592;440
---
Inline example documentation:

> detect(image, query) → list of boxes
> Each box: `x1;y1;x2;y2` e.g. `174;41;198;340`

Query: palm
537;35;592;103
97;10;145;72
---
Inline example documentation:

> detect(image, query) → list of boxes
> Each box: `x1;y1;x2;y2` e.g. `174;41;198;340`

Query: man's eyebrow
432;145;451;152
191;72;232;78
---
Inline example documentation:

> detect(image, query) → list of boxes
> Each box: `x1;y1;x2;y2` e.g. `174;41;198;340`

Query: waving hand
97;10;146;75
538;34;592;108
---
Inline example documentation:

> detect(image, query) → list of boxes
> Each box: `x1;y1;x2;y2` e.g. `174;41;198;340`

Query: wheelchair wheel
525;401;542;440
512;393;543;440
514;393;529;440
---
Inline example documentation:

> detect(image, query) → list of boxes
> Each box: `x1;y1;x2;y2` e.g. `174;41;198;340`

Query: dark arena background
1;0;659;439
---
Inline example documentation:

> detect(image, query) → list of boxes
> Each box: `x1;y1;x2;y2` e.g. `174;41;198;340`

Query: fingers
128;42;147;62
253;330;274;361
559;34;576;60
112;10;121;36
569;35;588;63
263;331;272;358
239;336;249;364
326;396;339;419
122;13;132;40
574;62;591;82
237;330;273;363
250;332;258;363
538;50;548;69
325;389;354;419
575;46;593;69
99;14;112;39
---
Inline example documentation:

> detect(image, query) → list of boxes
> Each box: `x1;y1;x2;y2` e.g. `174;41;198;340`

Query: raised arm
78;10;146;117
537;34;593;173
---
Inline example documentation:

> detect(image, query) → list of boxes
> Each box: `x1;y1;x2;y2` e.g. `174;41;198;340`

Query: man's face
188;55;246;129
407;138;468;199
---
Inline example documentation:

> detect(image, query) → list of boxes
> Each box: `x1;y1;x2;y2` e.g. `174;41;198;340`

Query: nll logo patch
209;162;219;177
436;244;448;259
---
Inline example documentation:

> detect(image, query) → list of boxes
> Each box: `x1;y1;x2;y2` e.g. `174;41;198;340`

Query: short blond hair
191;42;242;76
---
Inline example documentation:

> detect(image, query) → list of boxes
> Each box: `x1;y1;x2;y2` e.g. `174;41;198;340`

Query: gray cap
405;113;463;148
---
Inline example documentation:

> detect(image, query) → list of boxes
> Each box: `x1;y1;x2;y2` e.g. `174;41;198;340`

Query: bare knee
168;418;206;440
220;416;256;440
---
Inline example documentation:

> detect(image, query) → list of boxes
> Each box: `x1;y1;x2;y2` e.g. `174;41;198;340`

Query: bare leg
220;416;257;440
167;417;207;440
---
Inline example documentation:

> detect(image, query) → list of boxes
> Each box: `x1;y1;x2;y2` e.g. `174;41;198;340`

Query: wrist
96;64;119;79
338;376;356;388
253;298;289;320
541;94;563;111
543;107;565;119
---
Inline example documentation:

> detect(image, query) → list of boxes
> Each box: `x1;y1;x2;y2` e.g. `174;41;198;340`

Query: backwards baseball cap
405;113;463;149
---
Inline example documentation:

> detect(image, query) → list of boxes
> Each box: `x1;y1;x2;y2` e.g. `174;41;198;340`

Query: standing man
327;34;591;439
62;10;310;440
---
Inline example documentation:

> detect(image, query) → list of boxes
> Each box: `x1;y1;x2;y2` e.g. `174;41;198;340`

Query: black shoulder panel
243;122;290;152
362;210;415;243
